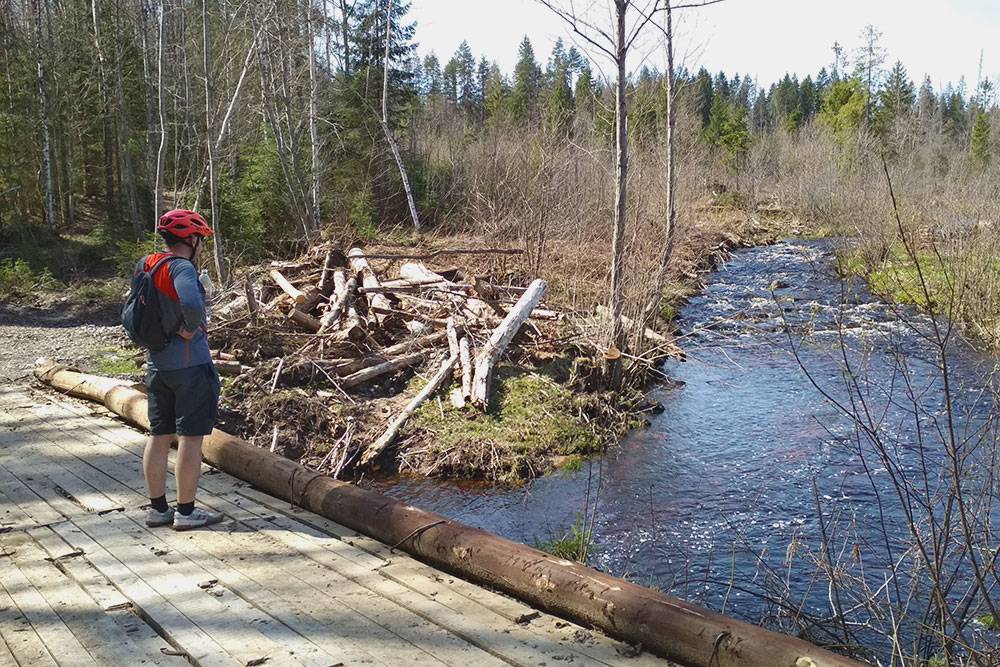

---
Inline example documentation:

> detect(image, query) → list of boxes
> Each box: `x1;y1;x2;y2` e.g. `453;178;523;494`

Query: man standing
141;209;224;530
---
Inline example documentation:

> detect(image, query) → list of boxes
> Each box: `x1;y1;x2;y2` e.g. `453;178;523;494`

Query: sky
411;0;1000;92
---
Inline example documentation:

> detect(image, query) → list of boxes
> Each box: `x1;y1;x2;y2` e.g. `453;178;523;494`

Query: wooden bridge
0;383;670;667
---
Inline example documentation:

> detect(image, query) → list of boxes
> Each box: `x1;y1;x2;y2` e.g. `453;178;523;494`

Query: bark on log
287;307;321;332
317;250;338;296
348;248;391;325
33;359;863;667
270;269;305;304
245;277;258;324
338;350;427;388
472;279;548;408
300;331;448;377
215;295;248;319
399;262;493;320
318;271;352;334
459;336;472;402
446;317;460;359
361;355;458;466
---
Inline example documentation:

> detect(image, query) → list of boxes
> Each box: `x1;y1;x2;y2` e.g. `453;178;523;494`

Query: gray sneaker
146;507;175;527
172;507;224;531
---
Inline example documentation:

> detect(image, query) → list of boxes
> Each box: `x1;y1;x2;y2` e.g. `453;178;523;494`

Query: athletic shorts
146;363;220;436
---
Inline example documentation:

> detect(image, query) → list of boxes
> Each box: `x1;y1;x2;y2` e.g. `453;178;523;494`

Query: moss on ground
96;347;142;377
408;365;603;483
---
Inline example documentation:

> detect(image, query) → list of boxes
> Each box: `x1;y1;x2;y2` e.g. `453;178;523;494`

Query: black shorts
146;363;220;437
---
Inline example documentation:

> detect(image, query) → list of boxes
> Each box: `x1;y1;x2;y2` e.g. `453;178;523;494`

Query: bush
0;258;57;299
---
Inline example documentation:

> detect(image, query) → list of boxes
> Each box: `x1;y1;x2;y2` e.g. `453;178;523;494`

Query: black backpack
121;255;184;352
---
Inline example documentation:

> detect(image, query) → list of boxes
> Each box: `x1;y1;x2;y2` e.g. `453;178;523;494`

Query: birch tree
30;0;55;232
381;0;420;232
537;0;722;388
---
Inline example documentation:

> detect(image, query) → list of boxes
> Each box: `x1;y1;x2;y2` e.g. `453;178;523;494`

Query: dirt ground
0;301;125;383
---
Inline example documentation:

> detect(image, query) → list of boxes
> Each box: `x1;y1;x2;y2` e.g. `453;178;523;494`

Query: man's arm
170;260;205;336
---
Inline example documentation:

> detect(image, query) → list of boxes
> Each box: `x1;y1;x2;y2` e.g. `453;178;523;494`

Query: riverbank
835;239;1000;351
4;203;795;484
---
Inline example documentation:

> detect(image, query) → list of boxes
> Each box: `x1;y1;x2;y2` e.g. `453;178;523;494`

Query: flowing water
373;239;999;652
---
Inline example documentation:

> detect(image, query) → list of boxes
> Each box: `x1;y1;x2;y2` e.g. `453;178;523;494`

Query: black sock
150;495;169;513
177;501;195;516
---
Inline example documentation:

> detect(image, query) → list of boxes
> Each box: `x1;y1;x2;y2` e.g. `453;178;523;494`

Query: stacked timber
205;244;553;472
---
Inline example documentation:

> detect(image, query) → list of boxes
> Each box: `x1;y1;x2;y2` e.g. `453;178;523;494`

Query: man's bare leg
143;434;174;499
175;435;204;504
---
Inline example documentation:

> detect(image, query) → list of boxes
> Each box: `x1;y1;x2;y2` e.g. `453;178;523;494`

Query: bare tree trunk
306;0;321;228
138;0;157;221
337;0;350;74
606;0;629;388
642;0;677;333
381;0;420;231
154;0;167;218
31;0;55;233
202;0;227;281
110;0;142;237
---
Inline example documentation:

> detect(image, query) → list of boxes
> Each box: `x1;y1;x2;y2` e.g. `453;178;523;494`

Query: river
373;239;999;658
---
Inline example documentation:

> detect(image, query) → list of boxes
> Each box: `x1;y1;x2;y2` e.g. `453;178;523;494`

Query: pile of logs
209;245;551;467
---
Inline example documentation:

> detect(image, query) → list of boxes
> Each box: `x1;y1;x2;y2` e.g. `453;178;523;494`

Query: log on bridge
34;359;866;667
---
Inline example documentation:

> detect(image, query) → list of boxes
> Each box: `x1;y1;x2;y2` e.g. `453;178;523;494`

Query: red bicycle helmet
156;209;213;239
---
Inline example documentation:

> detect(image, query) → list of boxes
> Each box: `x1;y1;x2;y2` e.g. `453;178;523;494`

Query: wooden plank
0;531;170;667
0;577;59;667
104;515;339;667
0;484;38;533
26;391;662;665
71;513;307;667
132;515;383;667
50;520;241;667
0;535;99;666
188;496;474;666
0;634;17;667
238;513;611;666
0;416;122;516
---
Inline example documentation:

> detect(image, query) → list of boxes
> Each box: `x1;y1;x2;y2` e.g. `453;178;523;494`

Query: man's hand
177;327;197;341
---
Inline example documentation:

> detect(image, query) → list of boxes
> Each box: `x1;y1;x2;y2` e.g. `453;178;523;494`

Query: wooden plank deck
0;383;673;667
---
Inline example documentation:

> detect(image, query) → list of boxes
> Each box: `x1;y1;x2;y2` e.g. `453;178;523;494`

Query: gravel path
0;302;126;383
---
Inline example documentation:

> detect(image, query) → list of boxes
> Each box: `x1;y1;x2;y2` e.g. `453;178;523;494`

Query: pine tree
484;63;510;121
694;68;713;128
442;58;459;108
454;41;477;116
574;64;596;117
510;36;541;123
704;94;730;146
969;110;991;167
916;76;936;126
422;54;442;97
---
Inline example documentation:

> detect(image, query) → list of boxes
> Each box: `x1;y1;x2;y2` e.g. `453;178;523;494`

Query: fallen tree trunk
337;350;427;388
472;279;548;408
459;336;472;402
399;262;493;320
270;269;305;304
348;248;391;325
33;360;863;667
362;354;458;466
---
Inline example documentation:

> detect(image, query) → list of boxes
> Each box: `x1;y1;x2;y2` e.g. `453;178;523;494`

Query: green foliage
705;97;751;167
510;36;541;123
349;187;378;239
534;514;593;563
0;259;56;298
218;131;290;260
969;111;992;167
819;79;867;147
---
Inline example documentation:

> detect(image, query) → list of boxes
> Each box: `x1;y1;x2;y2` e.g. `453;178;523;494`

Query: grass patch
534;514;592;563
410;365;603;482
978;614;998;630
96;348;142;377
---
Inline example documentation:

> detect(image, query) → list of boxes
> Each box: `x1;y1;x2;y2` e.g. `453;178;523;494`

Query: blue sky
410;0;1000;91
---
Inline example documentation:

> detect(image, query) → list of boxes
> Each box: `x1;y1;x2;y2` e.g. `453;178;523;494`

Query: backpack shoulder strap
148;254;184;276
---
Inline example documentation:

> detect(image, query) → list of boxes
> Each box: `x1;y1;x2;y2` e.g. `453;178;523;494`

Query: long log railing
34;359;866;667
